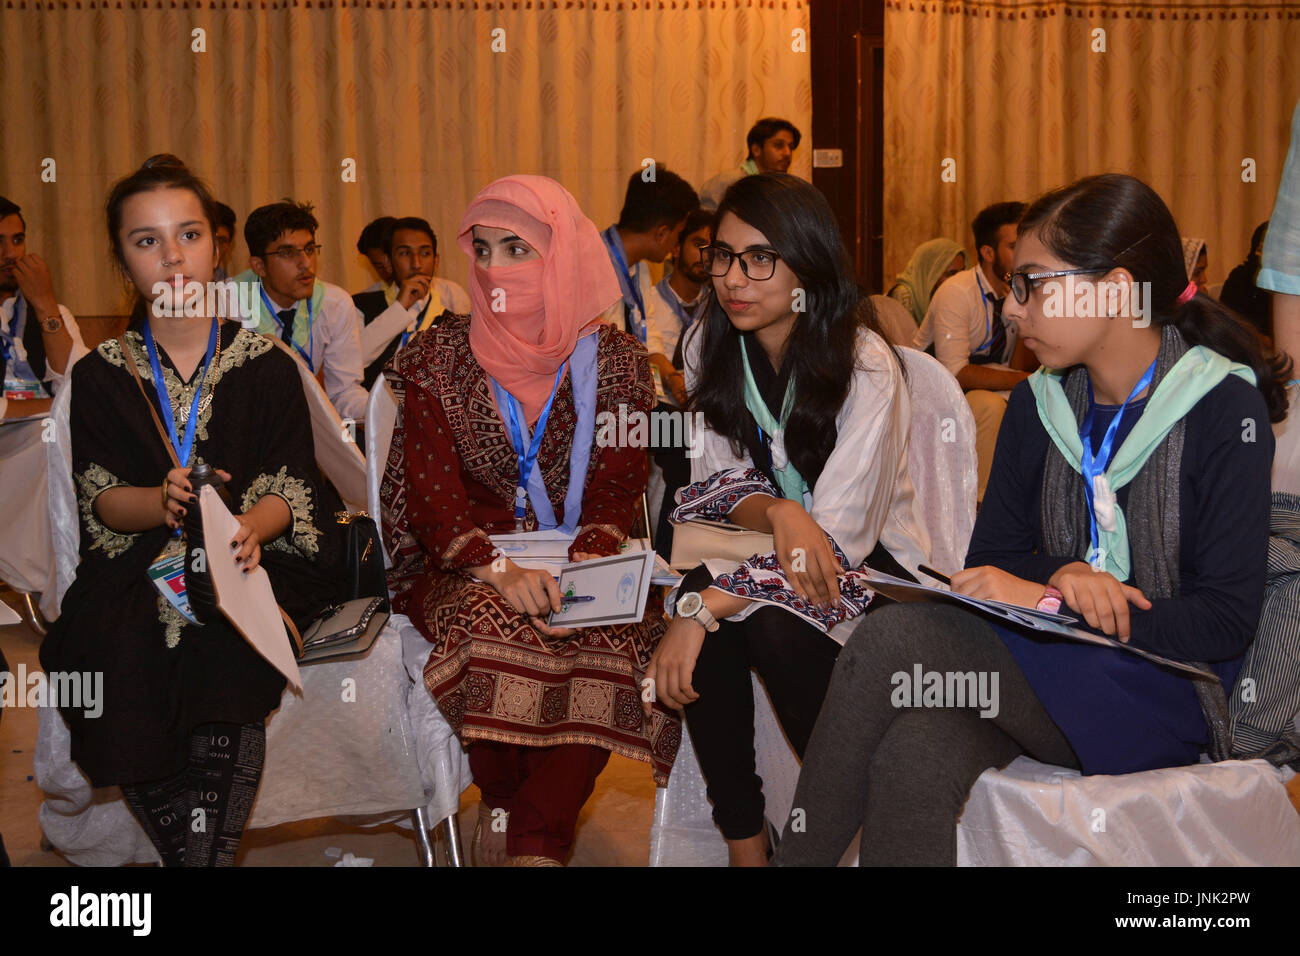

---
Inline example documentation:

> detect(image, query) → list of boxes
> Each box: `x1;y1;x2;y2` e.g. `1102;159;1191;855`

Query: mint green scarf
235;268;327;356
1030;345;1255;580
739;337;807;502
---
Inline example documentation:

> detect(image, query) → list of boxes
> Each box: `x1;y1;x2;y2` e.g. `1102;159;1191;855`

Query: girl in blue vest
774;173;1292;866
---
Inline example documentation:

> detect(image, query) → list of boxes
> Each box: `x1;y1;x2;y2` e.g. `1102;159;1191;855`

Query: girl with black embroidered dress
40;155;343;867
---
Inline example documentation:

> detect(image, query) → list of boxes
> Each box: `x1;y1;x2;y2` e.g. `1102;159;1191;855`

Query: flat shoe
472;802;508;867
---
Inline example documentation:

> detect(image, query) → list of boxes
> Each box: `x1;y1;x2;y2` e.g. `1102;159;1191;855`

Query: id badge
147;544;202;625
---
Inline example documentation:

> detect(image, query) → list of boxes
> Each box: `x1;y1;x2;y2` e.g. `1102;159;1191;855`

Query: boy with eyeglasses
239;200;368;422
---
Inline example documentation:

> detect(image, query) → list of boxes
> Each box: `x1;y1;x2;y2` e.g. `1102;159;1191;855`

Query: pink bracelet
1036;585;1063;614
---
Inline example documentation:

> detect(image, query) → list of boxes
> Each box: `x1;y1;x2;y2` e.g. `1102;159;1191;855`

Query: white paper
488;529;577;578
0;600;21;625
621;537;682;586
548;550;657;628
200;486;303;692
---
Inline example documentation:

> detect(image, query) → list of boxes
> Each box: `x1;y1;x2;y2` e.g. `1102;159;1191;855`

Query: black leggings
679;567;844;840
772;603;1079;866
120;721;266;867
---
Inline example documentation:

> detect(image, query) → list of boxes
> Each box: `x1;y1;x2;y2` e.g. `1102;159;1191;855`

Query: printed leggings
120;721;266;868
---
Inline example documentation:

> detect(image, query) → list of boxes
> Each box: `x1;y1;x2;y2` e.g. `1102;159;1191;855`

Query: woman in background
887;237;966;325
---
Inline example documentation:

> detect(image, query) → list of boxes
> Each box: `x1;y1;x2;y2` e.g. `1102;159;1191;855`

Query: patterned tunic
40;321;344;787
380;317;681;782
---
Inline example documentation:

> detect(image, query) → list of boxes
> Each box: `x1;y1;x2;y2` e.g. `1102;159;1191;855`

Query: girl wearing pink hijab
378;175;679;866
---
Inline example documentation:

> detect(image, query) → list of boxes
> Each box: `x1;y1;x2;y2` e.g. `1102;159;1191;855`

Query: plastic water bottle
183;458;232;623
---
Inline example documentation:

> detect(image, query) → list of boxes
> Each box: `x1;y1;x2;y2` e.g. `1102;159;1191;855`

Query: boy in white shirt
353;216;471;388
240;200;369;422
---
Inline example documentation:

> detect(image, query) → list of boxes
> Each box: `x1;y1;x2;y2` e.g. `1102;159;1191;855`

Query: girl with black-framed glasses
774;172;1291;867
643;173;935;865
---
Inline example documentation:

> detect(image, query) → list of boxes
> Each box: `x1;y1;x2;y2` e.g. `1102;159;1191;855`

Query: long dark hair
106;154;220;321
688;173;895;490
1019;173;1291;422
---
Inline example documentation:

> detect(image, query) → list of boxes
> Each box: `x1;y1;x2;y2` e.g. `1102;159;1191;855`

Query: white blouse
681;324;933;633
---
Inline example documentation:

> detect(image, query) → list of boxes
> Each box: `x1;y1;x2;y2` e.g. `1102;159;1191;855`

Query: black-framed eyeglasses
263;242;323;262
704;245;781;281
1008;268;1106;304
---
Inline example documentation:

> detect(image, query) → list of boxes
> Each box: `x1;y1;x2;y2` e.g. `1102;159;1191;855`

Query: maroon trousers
468;741;610;860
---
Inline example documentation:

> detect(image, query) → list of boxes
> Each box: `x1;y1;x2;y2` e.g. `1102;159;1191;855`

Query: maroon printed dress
378;316;680;782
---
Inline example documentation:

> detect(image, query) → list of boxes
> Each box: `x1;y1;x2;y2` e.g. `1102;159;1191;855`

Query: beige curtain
884;0;1300;291
0;2;811;314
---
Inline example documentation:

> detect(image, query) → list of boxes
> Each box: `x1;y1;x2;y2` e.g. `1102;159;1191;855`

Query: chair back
868;294;919;348
897;346;978;572
365;376;399;570
45;378;79;619
267;336;368;511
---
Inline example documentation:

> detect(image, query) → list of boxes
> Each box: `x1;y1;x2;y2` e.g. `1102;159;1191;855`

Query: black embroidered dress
40;320;343;787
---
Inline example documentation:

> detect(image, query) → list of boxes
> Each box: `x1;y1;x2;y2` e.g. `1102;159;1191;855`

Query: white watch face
677;591;702;618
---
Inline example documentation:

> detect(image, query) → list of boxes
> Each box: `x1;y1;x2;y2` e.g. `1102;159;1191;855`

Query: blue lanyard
399;295;435;350
1079;359;1157;558
260;286;314;370
0;294;24;365
143;318;218;469
602;226;647;344
501;362;568;527
0;293;20;364
973;267;996;353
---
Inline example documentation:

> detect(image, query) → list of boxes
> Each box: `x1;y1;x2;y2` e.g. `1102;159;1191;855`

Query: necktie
986;294;1007;363
278;308;296;344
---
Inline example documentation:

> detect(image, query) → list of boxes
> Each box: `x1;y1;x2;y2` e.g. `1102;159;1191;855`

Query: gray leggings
772;603;1079;866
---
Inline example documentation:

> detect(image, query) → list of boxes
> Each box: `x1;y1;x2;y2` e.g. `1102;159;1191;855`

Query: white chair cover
273;337;368;512
896;347;978;573
868;294;918;349
248;624;427;828
0;413;57;613
1273;386;1300;497
956;757;1300;866
365;377;472;826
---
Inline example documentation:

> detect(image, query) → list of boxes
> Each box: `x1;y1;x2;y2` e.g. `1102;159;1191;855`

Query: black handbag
286;512;391;665
337;510;389;609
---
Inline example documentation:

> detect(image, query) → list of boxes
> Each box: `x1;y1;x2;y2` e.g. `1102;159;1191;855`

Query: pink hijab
458;175;621;424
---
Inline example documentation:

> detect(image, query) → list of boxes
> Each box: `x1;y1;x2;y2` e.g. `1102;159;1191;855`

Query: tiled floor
0;590;660;868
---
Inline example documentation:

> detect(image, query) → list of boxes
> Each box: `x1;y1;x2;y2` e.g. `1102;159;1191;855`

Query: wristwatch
40;314;63;333
675;591;719;632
